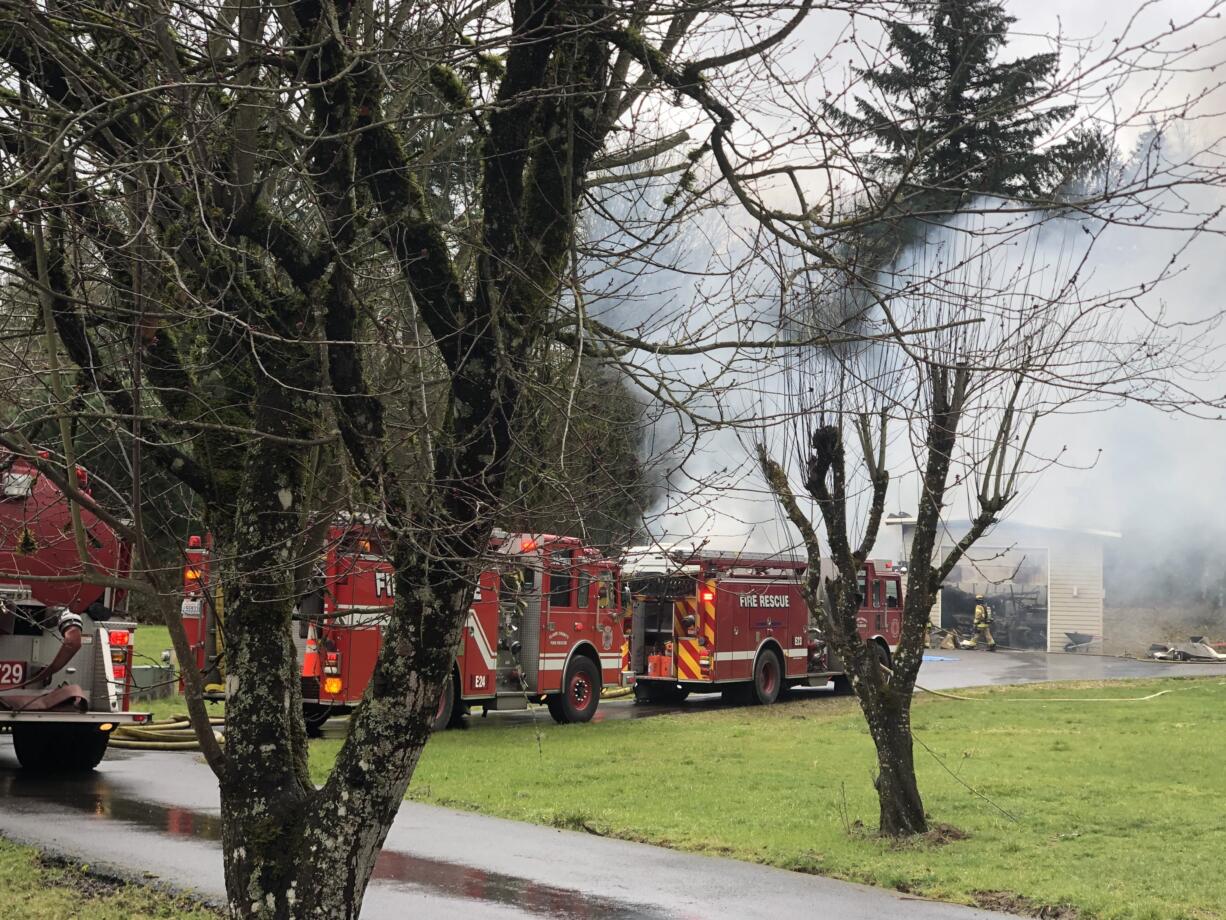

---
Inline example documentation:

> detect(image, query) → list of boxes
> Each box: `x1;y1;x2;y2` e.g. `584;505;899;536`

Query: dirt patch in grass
882;822;969;850
2;836;221;919
36;852;129;900
975;890;1080;919
920;823;970;846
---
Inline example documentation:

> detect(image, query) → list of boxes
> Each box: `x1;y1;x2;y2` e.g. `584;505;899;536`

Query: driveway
4;651;1214;918
478;648;1226;727
0;737;1016;919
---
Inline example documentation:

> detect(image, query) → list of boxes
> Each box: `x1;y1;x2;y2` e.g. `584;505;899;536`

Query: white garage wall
1045;533;1105;653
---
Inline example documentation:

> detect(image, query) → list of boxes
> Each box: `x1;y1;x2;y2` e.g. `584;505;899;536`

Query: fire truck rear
624;548;902;703
0;456;148;771
180;521;392;735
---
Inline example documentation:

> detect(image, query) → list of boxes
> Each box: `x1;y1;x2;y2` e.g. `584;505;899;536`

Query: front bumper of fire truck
0;710;151;726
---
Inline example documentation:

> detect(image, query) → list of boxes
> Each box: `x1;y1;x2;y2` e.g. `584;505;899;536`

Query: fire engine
181;529;626;733
623;548;902;704
448;532;625;726
181;520;393;734
0;454;147;771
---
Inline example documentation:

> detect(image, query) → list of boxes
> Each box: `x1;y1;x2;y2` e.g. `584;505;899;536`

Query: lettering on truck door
884;574;902;644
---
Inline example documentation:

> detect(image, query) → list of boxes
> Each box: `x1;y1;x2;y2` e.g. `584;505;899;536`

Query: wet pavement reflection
0;763;673;919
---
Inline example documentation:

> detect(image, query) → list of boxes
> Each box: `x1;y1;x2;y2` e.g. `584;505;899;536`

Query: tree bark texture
759;366;1009;838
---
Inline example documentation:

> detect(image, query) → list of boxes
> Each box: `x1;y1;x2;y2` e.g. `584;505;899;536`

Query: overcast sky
629;0;1226;557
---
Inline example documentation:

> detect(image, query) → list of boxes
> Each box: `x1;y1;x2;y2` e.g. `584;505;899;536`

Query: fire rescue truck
181;529;626;734
623;548;902;704
0;454;147;771
451;533;625;726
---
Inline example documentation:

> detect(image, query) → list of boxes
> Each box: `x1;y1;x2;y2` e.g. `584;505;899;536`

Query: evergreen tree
831;0;1106;211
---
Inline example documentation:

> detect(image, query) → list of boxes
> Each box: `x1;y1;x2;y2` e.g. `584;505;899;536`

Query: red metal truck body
452;534;625;723
181;529;625;728
627;550;902;702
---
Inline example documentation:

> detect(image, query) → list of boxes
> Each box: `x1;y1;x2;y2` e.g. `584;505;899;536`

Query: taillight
108;630;130;647
324;652;340;676
323;677;343;695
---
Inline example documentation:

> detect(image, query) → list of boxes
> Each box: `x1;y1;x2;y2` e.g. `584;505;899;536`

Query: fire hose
109;715;226;750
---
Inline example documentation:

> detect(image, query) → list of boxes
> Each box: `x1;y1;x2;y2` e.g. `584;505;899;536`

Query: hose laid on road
601;686;634;700
879;663;1180;704
917;684;1174;703
110;716;225;751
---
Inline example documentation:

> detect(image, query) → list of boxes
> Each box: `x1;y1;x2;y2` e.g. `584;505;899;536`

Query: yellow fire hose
601;686;634;700
110;716;226;751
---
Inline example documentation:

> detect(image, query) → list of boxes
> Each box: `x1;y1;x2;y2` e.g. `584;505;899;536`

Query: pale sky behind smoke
619;0;1226;558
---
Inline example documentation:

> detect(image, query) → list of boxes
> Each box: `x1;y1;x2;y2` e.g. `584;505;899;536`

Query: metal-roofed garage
886;516;1118;654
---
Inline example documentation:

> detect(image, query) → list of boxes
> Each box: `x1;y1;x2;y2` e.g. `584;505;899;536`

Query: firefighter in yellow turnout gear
960;595;997;651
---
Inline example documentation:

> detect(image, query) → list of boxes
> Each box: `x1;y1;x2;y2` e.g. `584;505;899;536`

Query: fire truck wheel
548;656;601;724
13;724;110;772
873;642;893;683
751;649;784;705
432;675;457;731
303;704;332;738
831;675;854;695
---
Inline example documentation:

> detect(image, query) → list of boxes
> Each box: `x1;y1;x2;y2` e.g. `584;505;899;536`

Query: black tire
547;656;601;724
13;724;110;772
432;674;456;732
873;642;893;682
303;704;332;738
831;674;855;695
750;649;784;705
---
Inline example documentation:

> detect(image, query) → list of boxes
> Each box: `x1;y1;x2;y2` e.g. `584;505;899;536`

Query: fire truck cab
445;533;625;726
625;548;902;704
1;455;147;771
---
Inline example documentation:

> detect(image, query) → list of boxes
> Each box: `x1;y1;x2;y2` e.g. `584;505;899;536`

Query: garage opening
941;546;1050;650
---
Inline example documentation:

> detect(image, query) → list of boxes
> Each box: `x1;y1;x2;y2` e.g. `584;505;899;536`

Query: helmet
975;594;984;601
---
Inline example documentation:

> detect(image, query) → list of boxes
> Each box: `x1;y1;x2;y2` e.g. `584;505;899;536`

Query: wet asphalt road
1;651;1219;918
0;741;1014;920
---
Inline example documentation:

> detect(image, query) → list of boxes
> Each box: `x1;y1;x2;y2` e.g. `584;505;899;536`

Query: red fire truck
181;529;626;733
450;533;625;726
1;454;147;771
181;520;393;734
624;548;902;704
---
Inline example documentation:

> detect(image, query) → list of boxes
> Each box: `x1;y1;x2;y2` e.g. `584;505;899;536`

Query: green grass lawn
130;624;174;670
0;837;219;919
125;624;225;723
309;677;1226;920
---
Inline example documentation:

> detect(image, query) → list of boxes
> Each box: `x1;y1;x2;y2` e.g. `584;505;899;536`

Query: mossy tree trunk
0;0;802;912
759;363;1022;837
